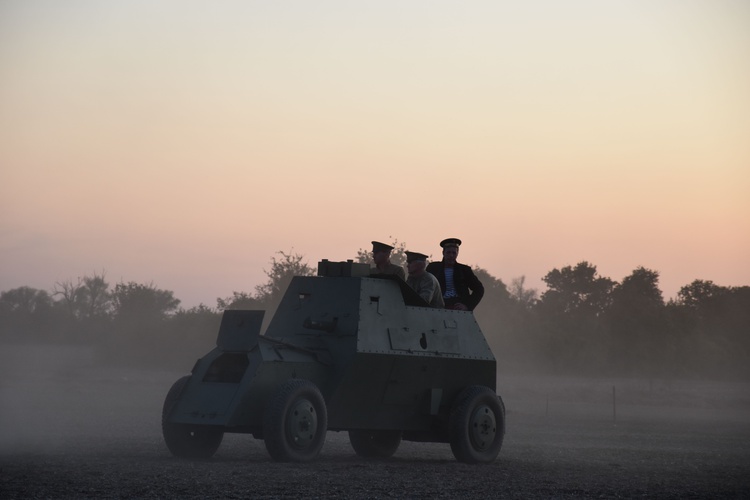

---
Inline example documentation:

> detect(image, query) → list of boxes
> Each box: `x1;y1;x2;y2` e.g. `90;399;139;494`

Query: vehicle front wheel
349;430;402;458
162;376;224;459
263;379;327;462
449;385;505;464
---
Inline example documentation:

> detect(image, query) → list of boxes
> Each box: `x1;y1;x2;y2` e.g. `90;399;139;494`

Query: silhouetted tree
676;280;723;307
607;267;667;376
53;272;112;340
3;252;749;379
111;281;180;322
101;281;181;364
536;262;615;373
471;267;511;335
254;250;315;308
0;286;64;339
670;281;750;378
722;287;750;358
160;304;222;368
470;269;540;373
217;291;263;310
493;276;544;373
0;286;54;314
614;267;664;308
53;278;83;319
539;262;614;317
79;272;111;319
509;276;538;309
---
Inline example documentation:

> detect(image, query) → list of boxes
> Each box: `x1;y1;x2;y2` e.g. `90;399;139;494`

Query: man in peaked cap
370;241;406;280
405;251;444;308
426;238;484;311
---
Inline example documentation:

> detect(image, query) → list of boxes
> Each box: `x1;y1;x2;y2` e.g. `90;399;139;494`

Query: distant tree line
1;247;748;379
475;262;749;380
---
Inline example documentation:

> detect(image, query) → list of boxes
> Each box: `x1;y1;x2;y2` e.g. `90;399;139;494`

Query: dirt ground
1;344;749;499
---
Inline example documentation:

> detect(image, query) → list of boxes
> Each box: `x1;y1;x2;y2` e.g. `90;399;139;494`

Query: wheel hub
287;398;318;449
469;404;497;451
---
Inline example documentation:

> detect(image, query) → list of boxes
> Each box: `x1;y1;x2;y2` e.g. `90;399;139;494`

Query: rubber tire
263;379;327;462
349;430;402;458
449;385;505;464
162;376;224;459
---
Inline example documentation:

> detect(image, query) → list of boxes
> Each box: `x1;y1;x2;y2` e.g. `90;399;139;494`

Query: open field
1;344;749;499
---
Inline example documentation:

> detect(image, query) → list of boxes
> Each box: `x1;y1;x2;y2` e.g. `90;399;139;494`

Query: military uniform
371;262;406;280
406;272;445;308
370;240;406;280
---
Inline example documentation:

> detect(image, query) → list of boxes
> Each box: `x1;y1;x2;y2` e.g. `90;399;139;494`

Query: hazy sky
1;0;748;308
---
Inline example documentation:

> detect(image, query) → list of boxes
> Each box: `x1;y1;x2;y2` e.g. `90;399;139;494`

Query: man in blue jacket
426;238;484;311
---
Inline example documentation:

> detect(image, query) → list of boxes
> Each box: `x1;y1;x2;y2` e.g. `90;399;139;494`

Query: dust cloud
1;335;749;497
0;343;182;454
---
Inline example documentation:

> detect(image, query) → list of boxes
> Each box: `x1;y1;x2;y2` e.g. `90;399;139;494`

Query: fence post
613;385;617;423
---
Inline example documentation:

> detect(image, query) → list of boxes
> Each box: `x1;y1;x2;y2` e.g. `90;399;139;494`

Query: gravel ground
1;345;749;499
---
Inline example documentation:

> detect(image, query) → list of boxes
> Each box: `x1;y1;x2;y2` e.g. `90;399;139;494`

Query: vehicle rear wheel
263;379;327;462
162;376;224;459
349;430;402;458
449;385;505;464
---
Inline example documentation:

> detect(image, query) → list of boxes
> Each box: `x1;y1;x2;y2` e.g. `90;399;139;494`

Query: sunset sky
1;1;748;309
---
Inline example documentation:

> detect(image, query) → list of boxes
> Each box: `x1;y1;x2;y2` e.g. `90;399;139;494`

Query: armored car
162;260;505;463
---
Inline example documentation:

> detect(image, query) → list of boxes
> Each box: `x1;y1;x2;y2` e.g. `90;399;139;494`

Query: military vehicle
162;260;505;463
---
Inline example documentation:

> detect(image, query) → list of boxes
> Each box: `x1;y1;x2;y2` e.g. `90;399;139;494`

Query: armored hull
163;260;504;463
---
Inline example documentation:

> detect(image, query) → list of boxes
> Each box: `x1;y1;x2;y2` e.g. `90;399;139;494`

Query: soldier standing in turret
405;251;444;308
370;241;406;280
426;238;484;311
